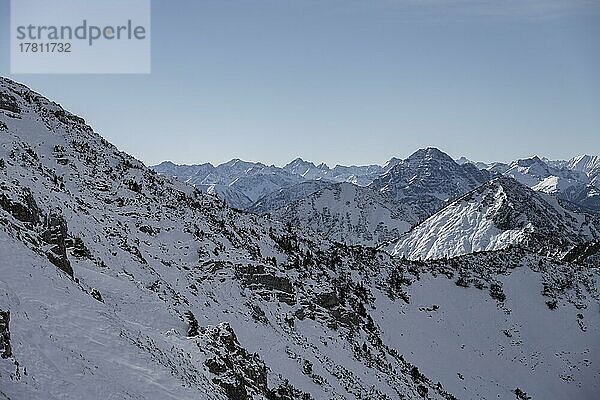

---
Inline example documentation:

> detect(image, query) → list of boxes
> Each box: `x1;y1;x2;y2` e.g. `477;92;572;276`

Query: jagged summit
515;155;544;167
282;157;318;177
383;156;402;171
568;154;600;171
406;147;455;163
370;147;492;218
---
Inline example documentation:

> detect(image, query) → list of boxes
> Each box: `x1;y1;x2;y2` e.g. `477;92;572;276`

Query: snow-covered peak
282;157;317;175
383;156;402;171
392;177;599;260
455;156;472;165
567;154;600;173
515;155;544;168
565;154;600;186
406;147;455;164
484;156;600;212
370;148;492;218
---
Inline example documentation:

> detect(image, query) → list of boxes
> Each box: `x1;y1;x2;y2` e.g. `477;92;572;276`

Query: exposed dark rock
71;237;91;258
315;292;339;309
53;109;85;125
236;264;295;305
0;188;40;225
562;241;600;264
0;92;21;114
254;274;293;294
184;311;199;337
0;310;11;359
139;224;159;236
203;323;310;400
41;213;73;277
90;289;103;303
204;322;267;400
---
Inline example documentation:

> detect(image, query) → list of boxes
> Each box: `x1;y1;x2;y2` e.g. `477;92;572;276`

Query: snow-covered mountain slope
248;180;333;214
460;156;600;214
386;248;600;400
325;164;384;186
565;154;600;187
494;156;586;191
195;183;254;210
2;77;466;400
270;182;419;246
2;77;599;400
495;156;600;213
392;177;599;260
558;184;600;214
370;148;493;219
227;171;304;203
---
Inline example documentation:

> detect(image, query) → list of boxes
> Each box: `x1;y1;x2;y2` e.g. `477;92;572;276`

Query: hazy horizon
153;148;594;169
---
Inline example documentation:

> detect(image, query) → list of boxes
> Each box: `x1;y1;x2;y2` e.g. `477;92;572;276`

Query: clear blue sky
1;0;599;166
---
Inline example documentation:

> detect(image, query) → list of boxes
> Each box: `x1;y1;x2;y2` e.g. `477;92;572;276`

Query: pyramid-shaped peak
407;147;455;163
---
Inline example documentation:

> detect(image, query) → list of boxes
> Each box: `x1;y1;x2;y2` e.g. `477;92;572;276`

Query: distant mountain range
154;148;600;247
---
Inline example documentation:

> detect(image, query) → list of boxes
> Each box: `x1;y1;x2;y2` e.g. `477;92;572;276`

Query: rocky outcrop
41;213;73;277
0;184;73;276
203;323;310;400
0;91;21;114
0;310;11;359
184;311;199;337
0;188;40;225
236;264;295;305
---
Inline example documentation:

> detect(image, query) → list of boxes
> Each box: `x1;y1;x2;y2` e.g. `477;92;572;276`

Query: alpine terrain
1;77;599;400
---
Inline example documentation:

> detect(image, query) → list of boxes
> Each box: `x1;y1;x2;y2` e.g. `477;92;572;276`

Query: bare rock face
0;92;21;114
203;323;310;400
41;213;73;277
0;188;40;225
0;183;73;277
0;310;11;359
236;264;296;305
204;322;268;400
